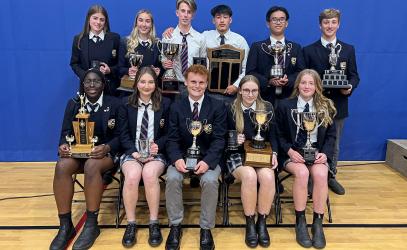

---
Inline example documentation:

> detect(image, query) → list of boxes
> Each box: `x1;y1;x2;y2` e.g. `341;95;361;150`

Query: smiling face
185;72;207;101
213;13;232;34
267;10;288;37
320;17;340;41
136;72;156;99
83;72;104;101
240;80;259;107
176;2;194;27
89;12;106;34
298;73;316;101
136;12;152;37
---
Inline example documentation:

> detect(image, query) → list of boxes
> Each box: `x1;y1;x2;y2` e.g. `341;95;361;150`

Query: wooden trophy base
244;141;273;167
162;80;181;94
117;75;135;92
70;144;93;158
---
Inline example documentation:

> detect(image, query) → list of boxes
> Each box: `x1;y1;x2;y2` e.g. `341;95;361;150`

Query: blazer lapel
198;95;210;121
287;97;299;143
154;105;163;138
316;41;329;68
101;96;111;135
129;105;139;139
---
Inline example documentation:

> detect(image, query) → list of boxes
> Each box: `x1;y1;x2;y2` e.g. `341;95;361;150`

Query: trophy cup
65;93;98;158
91;60;101;70
185;119;206;171
128;53;144;80
291;109;326;165
261;42;292;95
322;43;351;89
137;138;150;160
227;130;239;151
157;41;183;93
119;53;144;91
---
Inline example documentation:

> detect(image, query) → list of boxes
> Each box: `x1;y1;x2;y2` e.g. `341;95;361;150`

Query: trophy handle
185;118;191;133
316;109;328;128
285;43;293;54
335;43;342;57
249;109;257;126
291;109;302;129
260;43;273;56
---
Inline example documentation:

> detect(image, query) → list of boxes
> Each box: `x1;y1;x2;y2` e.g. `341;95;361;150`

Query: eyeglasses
83;79;103;87
270;17;286;24
241;89;259;96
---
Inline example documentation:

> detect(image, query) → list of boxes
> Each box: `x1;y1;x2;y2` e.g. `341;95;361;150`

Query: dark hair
128;67;162;111
77;5;111;49
266;6;289;21
211;4;232;17
79;68;106;94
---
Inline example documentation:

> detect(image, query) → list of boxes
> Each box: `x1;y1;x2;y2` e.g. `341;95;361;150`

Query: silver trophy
128;53;144;80
185;119;206;171
322;43;351;89
291;109;326;165
261;42;292;95
157;41;183;81
249;102;274;149
136;138;150;160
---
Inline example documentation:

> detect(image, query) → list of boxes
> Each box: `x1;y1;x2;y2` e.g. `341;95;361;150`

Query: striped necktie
180;32;189;74
87;103;99;113
139;103;150;141
220;34;225;45
192;102;199;121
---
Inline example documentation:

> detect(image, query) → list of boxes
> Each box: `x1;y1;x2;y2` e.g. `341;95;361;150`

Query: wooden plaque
118;75;135;92
244;141;273;167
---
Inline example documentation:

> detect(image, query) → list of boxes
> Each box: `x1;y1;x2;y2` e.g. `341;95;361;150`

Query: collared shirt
269;36;286;46
89;31;105;43
296;96;317;143
320;37;337;48
188;95;205;114
138;38;152;47
203;29;250;87
241;102;256;112
136;99;155;142
162;26;207;82
85;93;104;113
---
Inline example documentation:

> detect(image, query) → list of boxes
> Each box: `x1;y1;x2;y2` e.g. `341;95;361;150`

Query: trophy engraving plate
244;141;272;167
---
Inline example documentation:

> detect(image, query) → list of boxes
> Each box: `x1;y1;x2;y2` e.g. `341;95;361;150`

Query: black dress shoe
328;178;345;195
295;214;312;248
49;223;76;250
245;215;258;248
122;223;137;248
165;225;182;250
148;223;163;247
256;214;270;247
200;229;215;250
72;223;100;250
311;217;326;249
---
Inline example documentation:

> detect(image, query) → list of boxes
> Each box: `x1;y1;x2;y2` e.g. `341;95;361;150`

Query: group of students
51;1;360;250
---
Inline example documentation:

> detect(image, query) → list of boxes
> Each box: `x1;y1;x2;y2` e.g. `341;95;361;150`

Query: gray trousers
165;165;221;229
331;118;345;176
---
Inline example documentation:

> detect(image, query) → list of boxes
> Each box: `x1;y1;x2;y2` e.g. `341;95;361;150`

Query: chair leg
223;183;230;226
116;172;124;228
326;196;333;223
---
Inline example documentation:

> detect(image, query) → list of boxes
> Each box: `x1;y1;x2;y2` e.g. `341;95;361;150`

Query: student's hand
99;62;111;74
237;134;245;145
340;85;352;95
271;153;278;169
59;144;71;158
152;66;160;76
175;159;189;173
131;152;141;160
224;85;238;95
128;66;138;77
162;60;173;69
194;160;209;175
287;148;305;163
268;78;280;87
90;144;110;159
162;27;175;39
150;142;158;155
314;152;327;164
277;75;289;86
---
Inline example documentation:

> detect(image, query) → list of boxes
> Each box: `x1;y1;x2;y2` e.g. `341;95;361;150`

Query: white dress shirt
85;93;103;113
89;31;105;43
188;95;205;114
296;96;317;143
320;37;337;48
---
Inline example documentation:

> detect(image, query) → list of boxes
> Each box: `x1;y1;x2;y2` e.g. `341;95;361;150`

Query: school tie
87;103;99;113
295;103;309;148
180;32;189;74
276;41;284;65
93;35;101;43
139;103;150;141
219;34;225;45
192;102;199;121
141;41;150;47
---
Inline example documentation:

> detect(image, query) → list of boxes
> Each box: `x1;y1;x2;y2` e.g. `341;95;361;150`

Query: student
70;5;120;95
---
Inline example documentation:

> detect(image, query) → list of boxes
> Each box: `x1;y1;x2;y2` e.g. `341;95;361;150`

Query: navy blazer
166;95;226;170
303;40;360;119
275;97;336;168
59;95;122;156
70;32;121;93
118;97;171;155
246;38;305;103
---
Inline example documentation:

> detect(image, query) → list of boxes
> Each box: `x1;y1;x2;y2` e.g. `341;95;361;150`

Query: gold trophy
119;53;144;91
185;119;206;171
65;94;98;158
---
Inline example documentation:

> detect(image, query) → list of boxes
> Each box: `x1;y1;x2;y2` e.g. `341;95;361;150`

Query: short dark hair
210;4;232;17
80;68;106;94
266;6;289;21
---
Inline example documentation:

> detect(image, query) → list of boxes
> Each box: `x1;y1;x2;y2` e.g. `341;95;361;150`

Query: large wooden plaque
244;141;273;167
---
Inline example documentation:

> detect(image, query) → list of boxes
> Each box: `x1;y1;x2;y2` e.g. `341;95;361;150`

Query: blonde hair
176;0;197;13
126;10;157;58
319;8;341;24
290;69;337;127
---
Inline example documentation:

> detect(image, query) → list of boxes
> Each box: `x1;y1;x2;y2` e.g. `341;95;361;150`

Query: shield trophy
185;119;206;171
291;109;326;165
157;41;183;93
322;43;351;89
261;42;292;95
128;53;144;80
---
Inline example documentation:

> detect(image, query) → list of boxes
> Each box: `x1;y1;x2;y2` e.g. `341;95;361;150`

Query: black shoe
311;217;326;249
190;175;200;188
328;178;345;195
165;225;182;250
200;229;215;250
245;215;258;248
49;223;76;250
122;223;137;248
72;223;100;250
295;214;312;248
256;214;270;247
148;223;163;247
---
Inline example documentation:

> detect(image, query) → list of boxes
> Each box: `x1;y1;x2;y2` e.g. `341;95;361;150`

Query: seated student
226;75;278;248
50;69;121;250
276;69;336;249
165;65;226;250
118;66;170;248
70;5;120;95
118;10;162;83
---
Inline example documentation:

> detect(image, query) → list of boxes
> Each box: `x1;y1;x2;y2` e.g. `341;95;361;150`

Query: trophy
65;93;98;158
157;41;183;93
291;109;326;165
185;119;206;171
128;53;144;80
91;60;101;70
322;43;351;89
227;130;239;151
261;42;292;95
137;138;150;160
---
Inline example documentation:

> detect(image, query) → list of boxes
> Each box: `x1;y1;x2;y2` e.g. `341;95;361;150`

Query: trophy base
186;148;200;171
322;70;351;89
70;144;93;159
118;75;135;92
270;66;284;79
161;79;181;94
244;141;273;167
300;147;317;166
250;138;266;149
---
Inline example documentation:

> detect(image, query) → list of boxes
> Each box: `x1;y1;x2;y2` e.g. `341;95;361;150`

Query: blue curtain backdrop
0;0;406;161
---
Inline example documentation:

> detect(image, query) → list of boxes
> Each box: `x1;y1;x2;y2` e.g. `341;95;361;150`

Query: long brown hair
290;69;337;126
128;67;162;111
231;75;267;133
126;10;157;58
77;5;111;49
